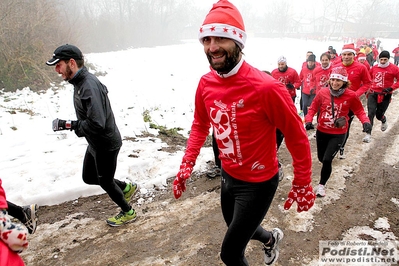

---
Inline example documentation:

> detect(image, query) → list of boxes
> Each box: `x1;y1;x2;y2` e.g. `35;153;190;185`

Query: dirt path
21;98;399;266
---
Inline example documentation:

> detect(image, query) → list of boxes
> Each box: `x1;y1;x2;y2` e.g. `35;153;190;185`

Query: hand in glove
286;83;295;90
284;184;315;212
362;122;372;134
305;122;314;130
52;119;77;132
382;88;393;94
0;210;29;253
173;160;195;199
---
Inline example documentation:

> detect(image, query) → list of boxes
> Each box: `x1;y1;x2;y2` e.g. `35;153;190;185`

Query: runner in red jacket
305;67;371;197
300;54;317;116
0;179;28;266
313;53;332;94
392;44;399;65
271;56;302;180
362;50;399;143
332;43;371;158
271;56;301;103
172;1;315;265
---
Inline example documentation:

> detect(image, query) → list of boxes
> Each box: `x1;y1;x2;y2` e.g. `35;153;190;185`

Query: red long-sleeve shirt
183;61;312;186
333;61;371;97
313;65;332;94
369;63;399;92
305;88;370;135
271;67;301;97
392;47;399;57
299;66;316;95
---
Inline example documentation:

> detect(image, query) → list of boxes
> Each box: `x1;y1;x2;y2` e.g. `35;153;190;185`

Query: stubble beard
63;64;73;81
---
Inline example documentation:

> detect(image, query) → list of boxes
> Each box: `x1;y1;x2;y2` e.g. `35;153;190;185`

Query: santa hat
198;0;247;49
330;67;348;82
341;43;356;54
277;56;287;63
357;53;366;60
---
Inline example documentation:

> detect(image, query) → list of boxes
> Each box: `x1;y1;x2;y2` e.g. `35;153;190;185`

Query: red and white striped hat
357;52;366;60
198;0;247;49
341;43;356;54
330;67;348;82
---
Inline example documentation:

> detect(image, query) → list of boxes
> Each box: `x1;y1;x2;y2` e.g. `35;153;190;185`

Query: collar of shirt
216;57;244;78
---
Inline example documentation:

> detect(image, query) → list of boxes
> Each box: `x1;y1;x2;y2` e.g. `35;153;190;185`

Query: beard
63;64;74;81
206;44;241;74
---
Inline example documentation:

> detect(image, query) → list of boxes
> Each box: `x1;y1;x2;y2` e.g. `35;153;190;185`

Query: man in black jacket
46;44;137;226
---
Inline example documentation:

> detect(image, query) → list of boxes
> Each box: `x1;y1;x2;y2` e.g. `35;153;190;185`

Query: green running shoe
124;182;138;202
106;209;137;227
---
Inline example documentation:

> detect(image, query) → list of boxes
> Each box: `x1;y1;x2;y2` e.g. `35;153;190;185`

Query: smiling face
329;78;345;91
321;55;330;68
202;36;242;74
341;51;355;65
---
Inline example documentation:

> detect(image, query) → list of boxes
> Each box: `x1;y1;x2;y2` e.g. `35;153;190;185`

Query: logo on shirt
210;100;243;166
374;71;385;88
237;99;244;108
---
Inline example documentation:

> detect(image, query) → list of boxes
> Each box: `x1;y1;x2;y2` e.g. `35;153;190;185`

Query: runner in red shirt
305;67;371;197
392;44;399;65
299;54;317;116
332;43;371;158
313;53;332;94
362;50;399;142
271;56;301;103
172;1;315;265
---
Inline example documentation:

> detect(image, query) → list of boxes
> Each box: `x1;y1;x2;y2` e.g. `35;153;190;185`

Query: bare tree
0;0;76;91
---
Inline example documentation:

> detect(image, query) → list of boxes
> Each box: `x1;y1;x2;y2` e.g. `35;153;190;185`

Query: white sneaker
263;228;284;265
381;121;388;131
362;134;371;143
316;184;326;197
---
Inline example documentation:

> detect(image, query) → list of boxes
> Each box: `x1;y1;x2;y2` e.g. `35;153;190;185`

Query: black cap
307;54;316;62
46;44;83;66
379;50;390;59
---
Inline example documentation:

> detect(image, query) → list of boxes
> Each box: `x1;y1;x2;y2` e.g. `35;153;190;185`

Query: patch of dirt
21;118;399;266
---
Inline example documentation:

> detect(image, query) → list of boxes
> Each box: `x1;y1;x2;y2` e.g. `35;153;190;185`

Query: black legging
367;93;391;131
212;131;221;168
7;201;26;223
220;170;278;265
276;128;284;151
82;147;130;212
316;130;346;185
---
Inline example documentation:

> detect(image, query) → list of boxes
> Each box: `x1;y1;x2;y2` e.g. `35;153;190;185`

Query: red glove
173;160;195;199
284;184;315;212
